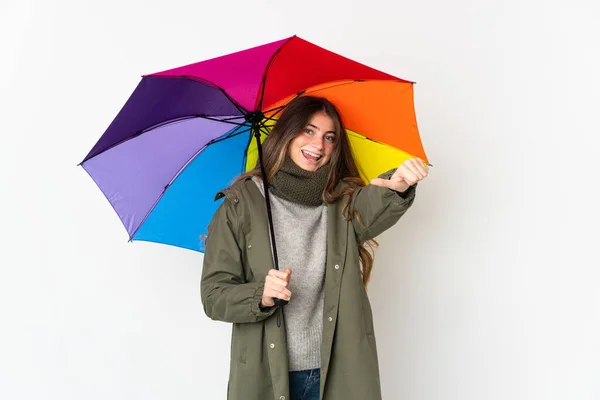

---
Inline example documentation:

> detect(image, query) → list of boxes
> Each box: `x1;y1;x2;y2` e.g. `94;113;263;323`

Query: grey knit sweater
252;176;327;371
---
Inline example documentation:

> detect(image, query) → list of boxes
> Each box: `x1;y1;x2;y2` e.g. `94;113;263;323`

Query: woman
201;96;428;400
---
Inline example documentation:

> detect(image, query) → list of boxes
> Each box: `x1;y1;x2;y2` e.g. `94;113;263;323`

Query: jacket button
280;397;285;400
247;244;252;249
334;264;340;270
328;317;333;322
270;343;275;349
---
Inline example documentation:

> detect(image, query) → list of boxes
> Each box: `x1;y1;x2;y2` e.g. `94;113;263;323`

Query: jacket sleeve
350;169;417;243
200;198;278;323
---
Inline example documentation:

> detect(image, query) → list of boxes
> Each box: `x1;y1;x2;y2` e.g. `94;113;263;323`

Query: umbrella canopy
80;35;429;253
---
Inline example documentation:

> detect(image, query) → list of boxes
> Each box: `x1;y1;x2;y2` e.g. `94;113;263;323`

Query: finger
400;160;424;182
276;291;291;301
265;285;291;297
404;171;420;186
266;281;289;294
266;275;292;292
265;287;292;301
266;275;289;289
269;269;291;281
413;158;429;177
398;169;418;186
265;285;290;300
282;268;292;282
402;160;425;180
409;158;428;178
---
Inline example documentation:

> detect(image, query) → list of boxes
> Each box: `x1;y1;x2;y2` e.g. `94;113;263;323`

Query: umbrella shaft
253;123;281;272
253;123;288;310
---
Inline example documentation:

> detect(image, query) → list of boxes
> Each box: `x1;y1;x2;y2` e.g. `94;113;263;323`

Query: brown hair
236;96;379;287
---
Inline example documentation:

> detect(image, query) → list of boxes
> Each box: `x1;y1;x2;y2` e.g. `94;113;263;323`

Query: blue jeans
289;368;320;400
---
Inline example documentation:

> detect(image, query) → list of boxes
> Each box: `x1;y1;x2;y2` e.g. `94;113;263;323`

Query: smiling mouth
301;150;323;162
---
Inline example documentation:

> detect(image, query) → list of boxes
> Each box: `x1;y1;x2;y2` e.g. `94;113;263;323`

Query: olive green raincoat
201;173;416;400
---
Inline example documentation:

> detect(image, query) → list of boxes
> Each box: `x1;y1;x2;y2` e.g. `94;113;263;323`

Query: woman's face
288;111;337;172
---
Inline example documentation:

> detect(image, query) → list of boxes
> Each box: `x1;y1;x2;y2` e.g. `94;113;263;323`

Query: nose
310;134;324;150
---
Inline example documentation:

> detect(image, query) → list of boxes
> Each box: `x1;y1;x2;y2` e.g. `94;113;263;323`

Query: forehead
307;111;335;131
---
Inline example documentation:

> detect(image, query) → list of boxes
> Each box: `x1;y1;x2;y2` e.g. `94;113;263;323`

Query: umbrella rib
195;114;247;126
205;126;252;147
258;119;273;133
261;94;300;118
128;125;253;241
255;37;295;111
239;120;272;181
260;103;289;125
79;115;199;165
262;104;286;114
260;80;380;123
259;82;355;122
261;114;280;123
345;131;394;148
79;115;245;166
220;115;250;122
259;122;276;132
301;80;358;95
346;131;433;167
240;130;253;174
152;74;249;115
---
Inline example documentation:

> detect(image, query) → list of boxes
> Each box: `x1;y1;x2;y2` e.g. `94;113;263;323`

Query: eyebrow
307;123;336;135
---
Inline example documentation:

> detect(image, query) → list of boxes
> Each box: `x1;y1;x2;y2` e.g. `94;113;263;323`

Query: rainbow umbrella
79;35;429;255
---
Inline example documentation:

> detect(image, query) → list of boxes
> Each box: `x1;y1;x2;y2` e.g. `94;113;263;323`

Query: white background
1;0;599;399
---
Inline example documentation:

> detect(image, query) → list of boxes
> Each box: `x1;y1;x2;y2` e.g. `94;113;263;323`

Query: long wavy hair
235;96;379;287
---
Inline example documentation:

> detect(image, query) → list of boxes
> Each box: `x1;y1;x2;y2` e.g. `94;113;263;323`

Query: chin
300;164;319;172
304;161;324;172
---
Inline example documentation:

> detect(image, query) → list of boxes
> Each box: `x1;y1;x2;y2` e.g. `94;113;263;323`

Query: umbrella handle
274;298;288;307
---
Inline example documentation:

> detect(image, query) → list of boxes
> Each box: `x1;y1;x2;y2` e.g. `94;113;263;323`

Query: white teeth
303;150;322;158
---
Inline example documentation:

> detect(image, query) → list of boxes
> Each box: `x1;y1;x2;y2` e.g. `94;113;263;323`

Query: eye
325;135;336;142
304;128;314;135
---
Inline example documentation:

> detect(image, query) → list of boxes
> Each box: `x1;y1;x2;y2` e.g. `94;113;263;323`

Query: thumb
283;268;292;276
